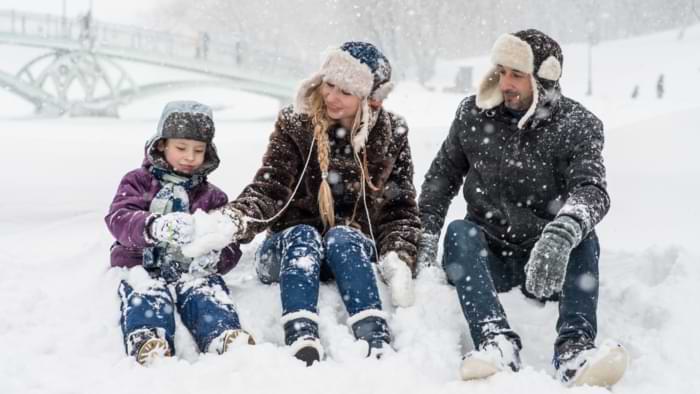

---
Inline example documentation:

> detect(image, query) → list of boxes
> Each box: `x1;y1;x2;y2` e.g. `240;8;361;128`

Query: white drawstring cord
353;149;379;262
245;111;379;263
246;134;317;225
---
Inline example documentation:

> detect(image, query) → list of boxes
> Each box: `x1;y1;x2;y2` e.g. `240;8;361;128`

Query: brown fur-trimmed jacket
228;105;422;270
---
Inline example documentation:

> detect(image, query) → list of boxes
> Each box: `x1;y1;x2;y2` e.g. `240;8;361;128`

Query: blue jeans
118;274;242;354
257;224;382;317
442;219;599;350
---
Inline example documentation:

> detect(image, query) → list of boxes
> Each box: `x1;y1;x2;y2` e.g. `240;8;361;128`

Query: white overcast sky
2;0;165;24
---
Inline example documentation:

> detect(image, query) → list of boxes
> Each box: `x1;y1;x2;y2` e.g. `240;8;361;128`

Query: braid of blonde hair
310;90;335;229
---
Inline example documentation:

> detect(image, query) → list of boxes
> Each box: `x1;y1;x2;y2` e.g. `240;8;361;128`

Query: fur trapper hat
476;29;564;129
295;41;393;152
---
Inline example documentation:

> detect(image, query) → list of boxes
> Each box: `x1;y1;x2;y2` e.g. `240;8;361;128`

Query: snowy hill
1;25;699;394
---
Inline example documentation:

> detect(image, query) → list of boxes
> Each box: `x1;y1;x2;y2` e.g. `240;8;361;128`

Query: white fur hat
476;29;564;129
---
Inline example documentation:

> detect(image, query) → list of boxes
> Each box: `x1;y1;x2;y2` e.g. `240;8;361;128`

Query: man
417;29;627;387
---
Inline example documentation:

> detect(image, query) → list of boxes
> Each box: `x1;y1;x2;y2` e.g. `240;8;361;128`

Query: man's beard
503;90;530;111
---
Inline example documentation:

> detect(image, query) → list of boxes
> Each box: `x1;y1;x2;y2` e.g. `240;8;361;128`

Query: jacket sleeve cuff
143;213;161;245
217;244;242;275
556;203;592;237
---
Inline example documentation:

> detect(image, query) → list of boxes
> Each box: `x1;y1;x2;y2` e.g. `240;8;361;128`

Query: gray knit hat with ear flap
294;41;394;152
157;100;215;143
146;100;220;175
476;29;564;129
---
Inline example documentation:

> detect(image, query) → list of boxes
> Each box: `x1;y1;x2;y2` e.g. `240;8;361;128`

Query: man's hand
525;216;583;298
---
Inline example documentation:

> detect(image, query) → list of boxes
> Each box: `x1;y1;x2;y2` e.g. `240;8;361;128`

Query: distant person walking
656;74;665;99
197;32;210;59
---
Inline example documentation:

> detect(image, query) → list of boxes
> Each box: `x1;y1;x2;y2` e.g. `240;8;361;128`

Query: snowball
180;209;236;258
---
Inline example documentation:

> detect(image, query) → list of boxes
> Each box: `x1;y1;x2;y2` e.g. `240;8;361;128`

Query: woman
219;42;421;365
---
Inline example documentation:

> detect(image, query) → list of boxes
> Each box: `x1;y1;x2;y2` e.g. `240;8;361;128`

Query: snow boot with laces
208;328;256;354
127;328;171;365
349;313;393;360
282;312;324;366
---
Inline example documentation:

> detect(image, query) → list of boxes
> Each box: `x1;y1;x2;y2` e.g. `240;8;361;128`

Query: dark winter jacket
419;95;609;254
228;105;422;270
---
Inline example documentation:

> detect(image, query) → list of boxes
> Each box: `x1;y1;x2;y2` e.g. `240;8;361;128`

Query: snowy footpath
1;26;700;394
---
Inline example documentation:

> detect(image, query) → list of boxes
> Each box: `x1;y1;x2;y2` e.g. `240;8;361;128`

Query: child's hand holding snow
180;209;241;258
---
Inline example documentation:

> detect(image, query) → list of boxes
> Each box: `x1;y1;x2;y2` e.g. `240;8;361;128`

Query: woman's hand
379;251;415;308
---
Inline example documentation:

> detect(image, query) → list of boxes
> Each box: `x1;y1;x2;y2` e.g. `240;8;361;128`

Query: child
105;101;254;365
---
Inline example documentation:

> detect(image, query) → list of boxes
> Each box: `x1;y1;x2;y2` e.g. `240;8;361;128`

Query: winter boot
349;311;393;359
208;329;256;355
282;311;324;366
126;328;171;365
554;338;628;387
460;334;521;380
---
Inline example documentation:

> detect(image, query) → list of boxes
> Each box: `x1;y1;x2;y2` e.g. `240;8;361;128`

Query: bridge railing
0;9;307;79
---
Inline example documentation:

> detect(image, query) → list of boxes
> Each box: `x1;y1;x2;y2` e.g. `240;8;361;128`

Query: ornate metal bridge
0;9;303;116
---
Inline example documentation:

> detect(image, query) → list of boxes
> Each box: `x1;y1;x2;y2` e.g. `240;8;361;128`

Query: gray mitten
525;216;583;298
149;212;195;245
416;232;439;271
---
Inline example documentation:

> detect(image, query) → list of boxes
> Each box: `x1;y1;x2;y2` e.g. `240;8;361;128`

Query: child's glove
188;249;221;276
379;251;415;308
149;212;195;245
525;216;583;299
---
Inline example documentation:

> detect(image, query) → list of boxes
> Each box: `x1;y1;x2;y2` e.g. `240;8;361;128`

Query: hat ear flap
476;66;503;110
370;81;394;101
537;55;562;81
517;74;540;129
352;98;370;153
294;73;323;114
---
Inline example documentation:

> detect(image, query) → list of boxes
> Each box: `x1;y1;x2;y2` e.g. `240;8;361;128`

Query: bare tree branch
693;0;700;20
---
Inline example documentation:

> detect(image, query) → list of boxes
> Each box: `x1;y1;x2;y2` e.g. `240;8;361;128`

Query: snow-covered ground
1;25;699;394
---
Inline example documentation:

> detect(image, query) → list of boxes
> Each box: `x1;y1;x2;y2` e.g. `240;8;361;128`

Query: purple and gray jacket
105;163;241;275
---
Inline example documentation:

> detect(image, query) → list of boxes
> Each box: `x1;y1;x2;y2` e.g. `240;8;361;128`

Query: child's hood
144;100;221;176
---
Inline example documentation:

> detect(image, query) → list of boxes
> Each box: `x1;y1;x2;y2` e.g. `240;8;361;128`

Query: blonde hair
308;86;380;229
309;88;336;228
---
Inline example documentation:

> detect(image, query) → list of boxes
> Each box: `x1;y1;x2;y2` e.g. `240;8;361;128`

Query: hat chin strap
517;74;539;129
352;97;370;153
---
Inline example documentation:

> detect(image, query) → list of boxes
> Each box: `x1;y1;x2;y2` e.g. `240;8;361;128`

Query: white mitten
180;209;243;258
149;212;195;245
379;251;415;308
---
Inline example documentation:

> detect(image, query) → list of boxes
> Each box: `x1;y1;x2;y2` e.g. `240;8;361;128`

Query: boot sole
221;330;256;353
294;346;321;367
572;345;628;387
460;358;500;380
136;337;171;365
